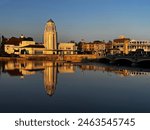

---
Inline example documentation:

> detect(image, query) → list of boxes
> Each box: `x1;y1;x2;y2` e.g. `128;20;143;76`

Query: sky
1;0;150;43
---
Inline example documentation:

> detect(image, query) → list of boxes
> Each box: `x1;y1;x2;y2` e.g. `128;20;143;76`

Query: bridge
98;55;150;67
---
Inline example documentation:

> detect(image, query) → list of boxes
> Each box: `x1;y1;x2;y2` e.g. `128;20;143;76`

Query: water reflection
79;64;150;77
44;62;57;96
0;61;150;97
0;61;77;96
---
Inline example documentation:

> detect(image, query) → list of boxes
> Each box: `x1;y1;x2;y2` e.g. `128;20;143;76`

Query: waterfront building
4;36;45;55
4;19;58;55
78;41;105;55
112;36;150;55
128;40;150;53
58;42;77;55
44;19;57;54
105;41;113;55
112;35;130;55
4;36;22;54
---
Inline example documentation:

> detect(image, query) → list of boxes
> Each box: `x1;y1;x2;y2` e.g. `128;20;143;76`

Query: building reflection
2;61;150;96
79;64;150;77
2;61;76;96
58;62;76;73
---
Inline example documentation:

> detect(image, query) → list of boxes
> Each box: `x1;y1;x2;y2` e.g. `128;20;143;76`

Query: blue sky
1;0;150;42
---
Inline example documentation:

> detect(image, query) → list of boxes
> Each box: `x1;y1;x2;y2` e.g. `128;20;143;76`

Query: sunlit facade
44;19;57;54
58;42;77;55
112;36;130;55
128;40;150;52
112;36;150;55
79;41;105;55
4;36;45;55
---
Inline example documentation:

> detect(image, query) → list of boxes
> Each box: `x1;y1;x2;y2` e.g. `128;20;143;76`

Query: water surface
0;61;150;113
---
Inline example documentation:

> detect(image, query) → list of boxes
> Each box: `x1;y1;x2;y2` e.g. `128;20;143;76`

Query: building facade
105;41;113;55
4;36;45;55
78;41;105;55
58;42;77;55
128;40;150;53
112;36;150;55
112;36;130;55
44;19;57;54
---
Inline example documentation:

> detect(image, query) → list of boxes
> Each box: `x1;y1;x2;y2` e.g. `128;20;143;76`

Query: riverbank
0;54;98;62
0;57;25;61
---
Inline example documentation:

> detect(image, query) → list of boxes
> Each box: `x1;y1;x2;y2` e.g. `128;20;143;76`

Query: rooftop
113;38;130;43
5;37;34;45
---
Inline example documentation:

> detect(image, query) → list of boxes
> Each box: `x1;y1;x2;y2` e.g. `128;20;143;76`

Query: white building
112;36;150;55
44;19;57;54
128;40;150;52
4;36;45;55
58;42;77;55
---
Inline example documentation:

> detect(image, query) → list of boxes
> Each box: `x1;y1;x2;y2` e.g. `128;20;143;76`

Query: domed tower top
45;19;56;32
47;19;54;23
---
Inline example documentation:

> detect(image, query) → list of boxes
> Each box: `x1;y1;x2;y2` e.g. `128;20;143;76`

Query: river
0;60;150;113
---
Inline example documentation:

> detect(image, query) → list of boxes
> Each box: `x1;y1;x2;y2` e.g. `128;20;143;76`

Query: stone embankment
0;54;98;62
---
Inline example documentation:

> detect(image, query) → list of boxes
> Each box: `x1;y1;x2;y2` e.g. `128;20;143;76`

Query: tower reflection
44;62;57;96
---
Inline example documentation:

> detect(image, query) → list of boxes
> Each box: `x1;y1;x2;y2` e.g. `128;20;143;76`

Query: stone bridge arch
113;58;133;66
98;57;111;63
137;59;150;68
